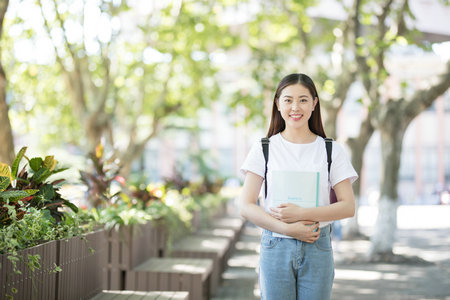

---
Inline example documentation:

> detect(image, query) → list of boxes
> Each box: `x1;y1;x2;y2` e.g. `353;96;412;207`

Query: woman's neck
281;128;317;144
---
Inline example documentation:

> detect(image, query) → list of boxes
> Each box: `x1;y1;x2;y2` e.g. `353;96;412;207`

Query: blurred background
1;0;449;256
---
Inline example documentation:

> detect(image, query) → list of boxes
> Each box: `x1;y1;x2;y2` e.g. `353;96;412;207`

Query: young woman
239;73;358;300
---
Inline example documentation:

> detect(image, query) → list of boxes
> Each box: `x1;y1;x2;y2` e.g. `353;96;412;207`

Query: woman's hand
270;203;304;223
284;221;320;243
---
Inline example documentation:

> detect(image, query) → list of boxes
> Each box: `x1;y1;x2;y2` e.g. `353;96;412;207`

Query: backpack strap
325;138;333;174
325;138;338;204
261;137;270;199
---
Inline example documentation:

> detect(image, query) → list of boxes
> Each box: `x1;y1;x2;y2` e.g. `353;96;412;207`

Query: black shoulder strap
325;138;333;175
261;137;270;199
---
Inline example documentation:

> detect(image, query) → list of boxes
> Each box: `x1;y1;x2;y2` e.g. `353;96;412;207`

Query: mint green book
271;170;319;238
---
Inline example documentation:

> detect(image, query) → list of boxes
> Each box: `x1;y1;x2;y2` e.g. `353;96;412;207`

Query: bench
125;257;213;300
210;217;245;242
91;290;189;299
193;228;236;269
170;235;230;295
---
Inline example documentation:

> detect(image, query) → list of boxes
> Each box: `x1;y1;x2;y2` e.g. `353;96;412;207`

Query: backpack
261;137;338;204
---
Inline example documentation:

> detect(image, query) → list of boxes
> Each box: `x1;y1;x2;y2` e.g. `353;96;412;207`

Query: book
271;170;319;238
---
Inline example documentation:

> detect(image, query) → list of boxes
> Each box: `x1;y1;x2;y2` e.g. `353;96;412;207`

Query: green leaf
31;168;50;185
52;167;69;175
29;157;43;172
0;176;10;192
39;184;55;200
11;147;27;179
62;199;79;213
0;189;38;202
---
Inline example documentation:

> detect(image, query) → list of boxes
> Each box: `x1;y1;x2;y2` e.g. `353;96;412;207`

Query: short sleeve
330;141;358;187
240;140;265;178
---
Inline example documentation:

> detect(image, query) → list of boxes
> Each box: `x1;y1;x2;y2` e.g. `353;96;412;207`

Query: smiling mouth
290;114;303;120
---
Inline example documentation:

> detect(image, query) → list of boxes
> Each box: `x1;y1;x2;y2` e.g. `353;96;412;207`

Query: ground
213;205;450;300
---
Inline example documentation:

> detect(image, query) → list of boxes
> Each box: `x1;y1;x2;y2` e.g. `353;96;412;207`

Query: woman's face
277;84;318;130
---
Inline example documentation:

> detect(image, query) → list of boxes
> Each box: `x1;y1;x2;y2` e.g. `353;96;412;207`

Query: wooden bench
125;257;213;300
210;217;245;242
170;235;230;295
194;228;236;269
91;290;189;299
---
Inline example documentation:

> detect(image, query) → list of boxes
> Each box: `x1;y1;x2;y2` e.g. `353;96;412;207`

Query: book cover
271;170;319;238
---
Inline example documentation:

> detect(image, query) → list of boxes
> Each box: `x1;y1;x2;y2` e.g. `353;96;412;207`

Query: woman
239;73;358;299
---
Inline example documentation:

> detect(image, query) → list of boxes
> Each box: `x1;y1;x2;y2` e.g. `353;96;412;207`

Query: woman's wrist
282;222;293;236
298;207;311;221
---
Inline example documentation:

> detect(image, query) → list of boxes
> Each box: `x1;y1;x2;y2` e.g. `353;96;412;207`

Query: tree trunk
370;103;407;258
0;65;14;165
0;0;14;165
344;115;375;238
324;110;337;139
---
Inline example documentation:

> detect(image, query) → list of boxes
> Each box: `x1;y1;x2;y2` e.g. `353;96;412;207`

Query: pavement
212;205;450;300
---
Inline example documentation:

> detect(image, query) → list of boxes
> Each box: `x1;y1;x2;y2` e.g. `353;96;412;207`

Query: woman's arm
270;178;355;223
239;171;320;242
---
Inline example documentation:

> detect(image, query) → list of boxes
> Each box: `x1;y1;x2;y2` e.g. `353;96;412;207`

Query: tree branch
39;0;88;115
404;60;450;123
281;2;309;63
352;0;374;97
374;0;394;76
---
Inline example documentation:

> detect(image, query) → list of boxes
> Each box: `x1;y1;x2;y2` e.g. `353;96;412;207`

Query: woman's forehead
280;84;312;97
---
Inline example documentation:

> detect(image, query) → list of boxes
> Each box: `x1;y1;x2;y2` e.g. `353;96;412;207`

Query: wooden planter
57;230;107;300
1;229;107;300
1;241;58;300
105;221;167;290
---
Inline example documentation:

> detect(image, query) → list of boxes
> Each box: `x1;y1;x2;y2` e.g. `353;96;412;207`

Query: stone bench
91;290;189;299
125;257;213;300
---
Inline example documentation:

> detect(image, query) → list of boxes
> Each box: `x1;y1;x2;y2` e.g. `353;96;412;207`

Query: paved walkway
213;205;450;300
212;223;261;300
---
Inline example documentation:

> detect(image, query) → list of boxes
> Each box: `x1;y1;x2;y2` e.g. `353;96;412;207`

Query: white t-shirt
240;133;358;229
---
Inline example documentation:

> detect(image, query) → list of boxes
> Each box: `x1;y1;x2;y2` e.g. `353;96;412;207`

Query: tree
5;0;238;175
370;62;450;260
0;0;14;165
232;0;357;137
350;0;450;259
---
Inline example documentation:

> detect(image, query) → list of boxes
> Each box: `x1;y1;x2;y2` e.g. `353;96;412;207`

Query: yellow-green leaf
11;147;27;179
0;176;10;192
0;163;12;184
43;156;57;171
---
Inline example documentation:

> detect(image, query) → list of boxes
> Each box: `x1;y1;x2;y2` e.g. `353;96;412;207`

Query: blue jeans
259;225;334;300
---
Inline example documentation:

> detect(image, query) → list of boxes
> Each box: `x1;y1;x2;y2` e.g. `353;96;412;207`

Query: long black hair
266;73;326;138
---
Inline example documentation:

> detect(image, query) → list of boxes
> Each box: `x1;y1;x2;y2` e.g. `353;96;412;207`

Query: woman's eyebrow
282;95;310;98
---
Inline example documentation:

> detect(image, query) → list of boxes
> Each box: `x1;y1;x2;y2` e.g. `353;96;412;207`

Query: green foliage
4;0;241;163
0;147;77;227
0;206;93;299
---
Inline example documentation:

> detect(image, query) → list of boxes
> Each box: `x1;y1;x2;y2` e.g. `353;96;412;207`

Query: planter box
105;221;167;290
1;230;108;300
57;230;107;300
1;241;58;300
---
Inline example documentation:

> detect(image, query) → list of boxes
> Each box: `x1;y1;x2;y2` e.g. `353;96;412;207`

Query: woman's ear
313;97;318;110
276;99;280;111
